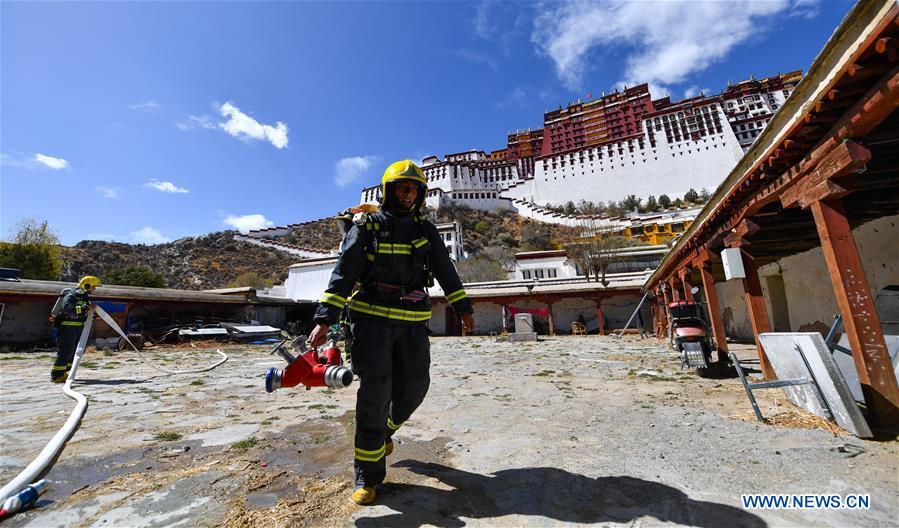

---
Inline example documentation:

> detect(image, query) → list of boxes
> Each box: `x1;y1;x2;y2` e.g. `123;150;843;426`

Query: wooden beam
781;140;871;208
810;198;899;427
723;219;760;248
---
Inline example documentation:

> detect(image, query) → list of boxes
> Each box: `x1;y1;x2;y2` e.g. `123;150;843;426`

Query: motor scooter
667;300;717;376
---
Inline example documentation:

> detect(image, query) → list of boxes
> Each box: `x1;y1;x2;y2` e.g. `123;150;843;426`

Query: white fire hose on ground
0;304;228;514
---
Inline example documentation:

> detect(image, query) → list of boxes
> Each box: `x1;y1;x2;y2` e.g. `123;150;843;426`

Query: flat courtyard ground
1;336;897;527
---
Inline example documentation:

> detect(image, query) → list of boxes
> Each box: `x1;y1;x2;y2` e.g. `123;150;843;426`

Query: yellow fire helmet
379;159;427;211
77;275;102;292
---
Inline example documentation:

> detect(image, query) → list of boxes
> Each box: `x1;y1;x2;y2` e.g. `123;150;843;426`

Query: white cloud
0;153;33;169
532;1;807;91
334;155;378;188
474;1;492;38
95;186;120;199
34;153;68;170
224;214;274;233
455;49;499;70
143;179;189;193
130;227;171;245
683;85;711;99
176;115;216;130
218;102;289;149
130;100;164;111
494;87;528;110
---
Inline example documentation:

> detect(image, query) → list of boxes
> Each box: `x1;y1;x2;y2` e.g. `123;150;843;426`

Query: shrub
106;265;167;288
0;218;63;280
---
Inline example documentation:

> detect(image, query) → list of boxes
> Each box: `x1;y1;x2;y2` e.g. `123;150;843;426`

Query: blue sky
1;0;852;245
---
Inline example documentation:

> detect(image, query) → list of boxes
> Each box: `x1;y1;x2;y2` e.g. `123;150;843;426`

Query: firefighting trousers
51;323;82;381
349;317;430;487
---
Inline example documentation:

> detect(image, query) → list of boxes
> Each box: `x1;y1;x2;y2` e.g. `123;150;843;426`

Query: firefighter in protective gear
309;160;475;506
48;276;100;383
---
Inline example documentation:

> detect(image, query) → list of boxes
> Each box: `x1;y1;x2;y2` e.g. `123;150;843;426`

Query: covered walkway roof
644;0;899;429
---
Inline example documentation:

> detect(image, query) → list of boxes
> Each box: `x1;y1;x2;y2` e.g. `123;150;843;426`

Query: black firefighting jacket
314;210;472;325
50;288;92;325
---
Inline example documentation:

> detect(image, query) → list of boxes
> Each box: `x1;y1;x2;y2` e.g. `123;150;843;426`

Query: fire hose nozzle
265;367;283;393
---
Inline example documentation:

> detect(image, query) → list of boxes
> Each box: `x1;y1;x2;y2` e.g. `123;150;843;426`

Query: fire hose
0;304;228;516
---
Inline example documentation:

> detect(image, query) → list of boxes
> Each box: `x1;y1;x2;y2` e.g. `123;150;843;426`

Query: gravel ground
0;335;896;527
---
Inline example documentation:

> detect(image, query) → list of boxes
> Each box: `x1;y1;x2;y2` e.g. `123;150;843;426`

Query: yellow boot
351;486;377;505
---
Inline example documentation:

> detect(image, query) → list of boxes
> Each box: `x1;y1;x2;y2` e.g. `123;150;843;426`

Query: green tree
474;221;490;235
621;195;642;212
227;271;273;289
658;194;672;209
645;195;659;212
684;188;700;203
699;187;711;202
563;201;577;215
106;265;167;288
0;218;62;279
605;201;626;217
9;218;60;245
674;197;684;209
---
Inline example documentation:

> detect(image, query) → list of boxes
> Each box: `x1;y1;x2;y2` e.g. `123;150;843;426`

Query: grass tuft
232;436;258;449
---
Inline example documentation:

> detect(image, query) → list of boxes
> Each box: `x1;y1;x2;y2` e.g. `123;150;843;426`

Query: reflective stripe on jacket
314;211;473;325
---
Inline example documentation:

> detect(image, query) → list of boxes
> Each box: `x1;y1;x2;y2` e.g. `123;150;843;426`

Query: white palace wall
532;106;744;206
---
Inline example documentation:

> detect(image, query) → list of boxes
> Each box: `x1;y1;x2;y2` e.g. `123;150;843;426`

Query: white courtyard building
513;246;669;281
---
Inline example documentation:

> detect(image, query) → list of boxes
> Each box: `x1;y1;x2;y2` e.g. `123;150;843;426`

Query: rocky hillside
60;231;298;290
57;208;583;290
279;219;342;250
276;206;582;255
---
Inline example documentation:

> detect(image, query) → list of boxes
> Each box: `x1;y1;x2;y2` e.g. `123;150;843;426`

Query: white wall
758;213;899;335
710;214;899;342
714;278;755;341
532;106;743;206
234;235;332;258
285;261;337;301
517;255;579;280
426;294;643;335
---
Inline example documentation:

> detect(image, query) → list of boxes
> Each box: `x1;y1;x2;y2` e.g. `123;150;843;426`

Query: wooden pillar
725;220;776;379
810;198;899;427
697;256;729;361
546;302;555;336
596;298;604;336
740;250;776;379
500;304;509;335
668;277;681;302
680;267;694;302
656;288;668;338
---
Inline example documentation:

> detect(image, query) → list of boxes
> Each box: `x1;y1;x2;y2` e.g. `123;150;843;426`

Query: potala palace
360;71;801;220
